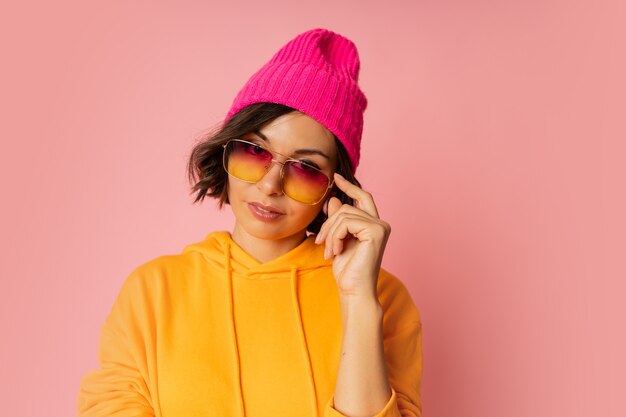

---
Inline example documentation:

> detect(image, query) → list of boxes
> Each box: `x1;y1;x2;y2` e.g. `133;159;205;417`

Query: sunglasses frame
222;138;335;205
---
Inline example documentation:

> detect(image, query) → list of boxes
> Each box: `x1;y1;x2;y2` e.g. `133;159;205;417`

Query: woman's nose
256;160;284;196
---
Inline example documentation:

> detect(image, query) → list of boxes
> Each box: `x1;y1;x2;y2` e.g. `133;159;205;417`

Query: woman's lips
249;201;284;214
248;202;284;221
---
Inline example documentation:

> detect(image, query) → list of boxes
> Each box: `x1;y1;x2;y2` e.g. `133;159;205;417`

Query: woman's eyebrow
253;130;330;160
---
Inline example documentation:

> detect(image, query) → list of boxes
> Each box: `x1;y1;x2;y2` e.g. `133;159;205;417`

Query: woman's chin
238;222;307;242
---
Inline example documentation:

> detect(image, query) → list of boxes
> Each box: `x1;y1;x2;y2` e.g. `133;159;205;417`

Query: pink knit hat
224;28;368;173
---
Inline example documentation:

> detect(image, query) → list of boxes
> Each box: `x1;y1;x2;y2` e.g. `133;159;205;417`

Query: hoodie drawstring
225;242;246;417
291;267;320;417
224;240;319;417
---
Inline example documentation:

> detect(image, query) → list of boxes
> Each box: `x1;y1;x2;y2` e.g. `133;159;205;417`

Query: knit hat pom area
224;28;368;173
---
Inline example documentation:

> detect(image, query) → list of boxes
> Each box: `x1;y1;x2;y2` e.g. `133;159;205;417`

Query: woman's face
228;111;338;242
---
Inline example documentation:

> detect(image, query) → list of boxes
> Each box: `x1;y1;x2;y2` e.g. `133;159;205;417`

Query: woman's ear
322;198;330;216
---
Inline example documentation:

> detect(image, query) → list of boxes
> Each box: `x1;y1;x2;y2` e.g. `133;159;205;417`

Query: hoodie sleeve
323;269;423;417
77;268;156;417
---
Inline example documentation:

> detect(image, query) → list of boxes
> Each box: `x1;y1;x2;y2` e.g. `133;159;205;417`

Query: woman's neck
230;225;308;264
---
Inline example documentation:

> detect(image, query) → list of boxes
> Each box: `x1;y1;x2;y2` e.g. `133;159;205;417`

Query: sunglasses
222;139;335;205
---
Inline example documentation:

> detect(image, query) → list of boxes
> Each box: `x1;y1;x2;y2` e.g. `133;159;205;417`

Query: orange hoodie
77;231;423;416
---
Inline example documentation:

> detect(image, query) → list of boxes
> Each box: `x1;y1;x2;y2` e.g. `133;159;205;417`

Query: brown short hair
186;102;361;234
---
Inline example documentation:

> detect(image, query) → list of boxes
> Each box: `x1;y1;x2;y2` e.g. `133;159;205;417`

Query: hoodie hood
181;231;333;417
182;230;332;277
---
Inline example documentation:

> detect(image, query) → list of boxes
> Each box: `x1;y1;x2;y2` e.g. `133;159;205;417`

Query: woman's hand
314;173;391;299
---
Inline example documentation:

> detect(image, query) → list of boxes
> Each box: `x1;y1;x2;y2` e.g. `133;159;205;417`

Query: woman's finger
316;202;373;244
324;214;370;258
326;214;392;257
333;173;380;219
321;212;363;254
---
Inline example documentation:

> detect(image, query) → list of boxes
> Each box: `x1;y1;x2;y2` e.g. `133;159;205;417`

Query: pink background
1;1;624;416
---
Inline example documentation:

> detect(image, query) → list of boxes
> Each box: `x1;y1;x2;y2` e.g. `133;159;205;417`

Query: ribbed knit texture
224;28;368;173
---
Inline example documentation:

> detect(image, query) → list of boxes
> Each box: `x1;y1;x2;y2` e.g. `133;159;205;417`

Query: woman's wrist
339;293;383;322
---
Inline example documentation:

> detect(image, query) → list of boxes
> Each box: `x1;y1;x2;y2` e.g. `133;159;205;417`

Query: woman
78;28;423;417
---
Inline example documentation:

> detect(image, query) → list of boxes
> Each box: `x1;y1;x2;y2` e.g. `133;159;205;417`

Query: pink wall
1;1;624;416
